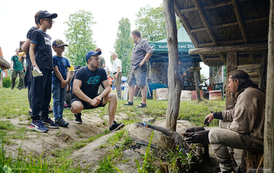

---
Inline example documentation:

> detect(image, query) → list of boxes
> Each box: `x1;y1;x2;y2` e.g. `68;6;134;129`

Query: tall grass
0;87;225;172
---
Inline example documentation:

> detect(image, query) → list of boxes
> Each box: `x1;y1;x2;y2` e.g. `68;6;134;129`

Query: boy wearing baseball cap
29;11;59;132
51;39;70;127
70;50;125;132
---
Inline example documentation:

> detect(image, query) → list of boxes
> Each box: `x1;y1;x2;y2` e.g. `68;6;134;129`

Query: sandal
137;103;146;108
124;102;133;106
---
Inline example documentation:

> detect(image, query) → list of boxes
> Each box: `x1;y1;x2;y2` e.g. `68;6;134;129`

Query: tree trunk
264;0;274;171
163;0;181;131
225;52;237;109
194;68;201;101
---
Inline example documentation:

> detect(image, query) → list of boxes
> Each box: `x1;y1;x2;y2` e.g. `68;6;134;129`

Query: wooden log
189;43;267;55
225;52;238;109
264;0;274;171
163;0;181;131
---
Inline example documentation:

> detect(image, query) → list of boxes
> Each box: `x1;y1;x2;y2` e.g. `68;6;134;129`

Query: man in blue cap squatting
70;50;125;132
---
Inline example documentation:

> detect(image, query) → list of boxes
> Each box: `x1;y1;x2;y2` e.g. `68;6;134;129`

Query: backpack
69;66;104;94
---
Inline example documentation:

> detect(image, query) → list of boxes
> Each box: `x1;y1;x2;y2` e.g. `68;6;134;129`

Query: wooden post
259;52;267;92
225;52;237;109
187;67;202;101
163;0;181;131
264;0;274;171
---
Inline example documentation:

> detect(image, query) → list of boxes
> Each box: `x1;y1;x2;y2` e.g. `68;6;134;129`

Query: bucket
209;90;222;101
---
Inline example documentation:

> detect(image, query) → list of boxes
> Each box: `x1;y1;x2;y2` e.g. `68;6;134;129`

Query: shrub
2;77;11;88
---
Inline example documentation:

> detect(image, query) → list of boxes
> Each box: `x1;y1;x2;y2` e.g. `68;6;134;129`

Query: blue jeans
52;82;65;120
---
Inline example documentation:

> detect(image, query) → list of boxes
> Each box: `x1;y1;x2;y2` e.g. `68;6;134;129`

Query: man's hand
138;61;144;67
89;96;102;107
203;113;214;126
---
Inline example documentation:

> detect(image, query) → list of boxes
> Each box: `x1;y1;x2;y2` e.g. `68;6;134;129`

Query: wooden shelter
163;0;273;171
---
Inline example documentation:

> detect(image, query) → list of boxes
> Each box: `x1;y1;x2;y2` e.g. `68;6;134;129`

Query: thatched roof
0;47;10;69
174;0;269;66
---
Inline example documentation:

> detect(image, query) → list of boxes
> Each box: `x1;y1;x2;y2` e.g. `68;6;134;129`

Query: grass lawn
0;87;225;172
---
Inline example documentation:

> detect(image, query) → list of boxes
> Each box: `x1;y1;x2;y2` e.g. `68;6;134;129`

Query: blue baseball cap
85;50;102;62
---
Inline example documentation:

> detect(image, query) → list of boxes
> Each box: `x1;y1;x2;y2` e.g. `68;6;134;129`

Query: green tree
113;18;134;76
135;4;181;41
64;10;96;66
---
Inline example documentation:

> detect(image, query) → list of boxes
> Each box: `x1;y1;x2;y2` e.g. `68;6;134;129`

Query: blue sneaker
41;117;59;129
29;120;48;133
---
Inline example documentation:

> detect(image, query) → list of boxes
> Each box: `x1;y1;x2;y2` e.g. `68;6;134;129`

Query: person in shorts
70;50;124;132
124;29;153;108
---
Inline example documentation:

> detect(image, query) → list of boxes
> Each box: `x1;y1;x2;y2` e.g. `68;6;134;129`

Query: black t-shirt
30;30;53;70
72;67;107;99
25;27;37;67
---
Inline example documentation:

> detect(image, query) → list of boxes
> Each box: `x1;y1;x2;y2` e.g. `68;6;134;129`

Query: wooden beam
163;0;181;131
204;57;221;61
189;43;267;55
180;0;248;13
191;17;268;33
225;52;237;109
192;0;218;45
232;0;248;43
198;36;268;47
264;0;274;170
174;1;199;48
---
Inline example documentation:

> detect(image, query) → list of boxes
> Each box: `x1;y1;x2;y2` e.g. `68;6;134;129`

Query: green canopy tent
148;26;201;63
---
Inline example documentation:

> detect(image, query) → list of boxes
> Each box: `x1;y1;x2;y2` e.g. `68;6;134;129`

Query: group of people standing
18;9;154;133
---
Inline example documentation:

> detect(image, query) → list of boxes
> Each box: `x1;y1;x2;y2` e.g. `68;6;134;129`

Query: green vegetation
64;10;97;66
2;77;11;88
0;87;225;172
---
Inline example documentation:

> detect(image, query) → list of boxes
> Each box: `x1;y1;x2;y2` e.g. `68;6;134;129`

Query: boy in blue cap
29;11;59;132
70;50;125;132
52;39;70;127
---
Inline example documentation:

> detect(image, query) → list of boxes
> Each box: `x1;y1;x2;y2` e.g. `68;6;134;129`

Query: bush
2;77;11;88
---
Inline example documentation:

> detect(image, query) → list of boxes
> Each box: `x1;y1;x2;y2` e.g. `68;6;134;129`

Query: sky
0;0;209;77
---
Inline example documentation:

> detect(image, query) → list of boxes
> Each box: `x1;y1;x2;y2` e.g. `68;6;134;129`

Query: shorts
71;94;106;109
128;65;147;88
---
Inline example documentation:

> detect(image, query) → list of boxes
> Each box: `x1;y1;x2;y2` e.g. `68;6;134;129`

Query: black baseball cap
52;39;68;48
37;11;57;24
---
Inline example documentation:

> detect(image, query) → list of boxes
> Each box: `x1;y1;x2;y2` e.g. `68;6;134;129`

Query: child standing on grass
29;11;59;132
51;39;70;127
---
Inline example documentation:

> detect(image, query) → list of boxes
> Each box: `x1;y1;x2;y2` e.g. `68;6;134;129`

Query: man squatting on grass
204;70;265;173
70;50;125;132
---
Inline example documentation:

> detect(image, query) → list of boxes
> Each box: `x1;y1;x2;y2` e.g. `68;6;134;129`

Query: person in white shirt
103;64;110;76
112;53;122;99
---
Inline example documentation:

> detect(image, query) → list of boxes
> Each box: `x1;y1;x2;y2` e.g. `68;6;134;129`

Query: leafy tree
64;10;96;66
135;4;181;41
113;18;134;76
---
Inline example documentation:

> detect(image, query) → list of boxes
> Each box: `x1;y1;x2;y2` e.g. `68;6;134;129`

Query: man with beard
203;70;265;172
70;50;124;132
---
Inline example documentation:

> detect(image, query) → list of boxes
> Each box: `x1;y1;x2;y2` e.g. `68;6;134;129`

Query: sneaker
55;118;69;127
11;86;14;90
41;117;59;129
109;121;125;132
74;113;82;124
29;120;48;133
